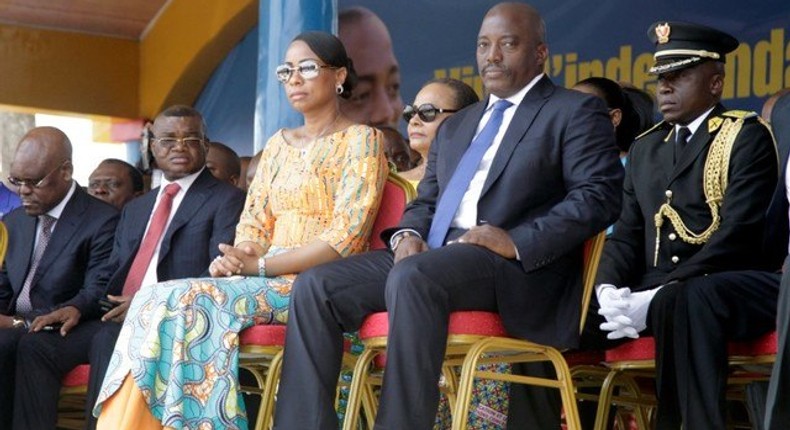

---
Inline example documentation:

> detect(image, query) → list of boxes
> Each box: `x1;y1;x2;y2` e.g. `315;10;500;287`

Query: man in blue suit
273;3;624;429
0;126;119;430
13;106;246;430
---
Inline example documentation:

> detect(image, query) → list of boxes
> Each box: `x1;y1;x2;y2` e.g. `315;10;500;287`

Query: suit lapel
11;214;37;292
441;101;487;186
157;170;214;262
32;187;87;286
130;191;158;245
669;105;725;184
480;76;553;197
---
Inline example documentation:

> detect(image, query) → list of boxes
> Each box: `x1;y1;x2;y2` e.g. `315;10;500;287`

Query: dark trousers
84;322;122;430
273;245;534;430
649;271;778;430
579;271;778;430
0;328;26;430
765;255;790;429
12;319;104;430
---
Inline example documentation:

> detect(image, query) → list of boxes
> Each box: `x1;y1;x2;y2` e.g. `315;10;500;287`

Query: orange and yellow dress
94;125;387;430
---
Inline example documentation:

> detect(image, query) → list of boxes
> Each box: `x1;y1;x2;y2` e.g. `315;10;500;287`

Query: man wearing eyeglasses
0;126;119;430
87;159;145;210
274;3;623;429
12;105;245;430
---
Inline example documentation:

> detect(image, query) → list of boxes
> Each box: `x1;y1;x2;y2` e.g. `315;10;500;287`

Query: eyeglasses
275;59;337;83
8;160;69;189
402;104;459;123
153;136;206;151
88;179;124;191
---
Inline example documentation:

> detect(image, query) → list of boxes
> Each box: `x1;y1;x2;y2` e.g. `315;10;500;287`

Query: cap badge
656;23;671;44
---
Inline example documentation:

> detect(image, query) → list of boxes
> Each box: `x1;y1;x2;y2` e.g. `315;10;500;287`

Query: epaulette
635;120;668;141
721;110;758;119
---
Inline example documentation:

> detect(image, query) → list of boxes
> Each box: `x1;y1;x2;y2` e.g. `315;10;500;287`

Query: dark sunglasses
402;104;459;123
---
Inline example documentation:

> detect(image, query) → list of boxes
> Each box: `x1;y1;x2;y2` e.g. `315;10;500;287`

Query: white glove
596;284;638;339
596;285;664;340
618;287;662;333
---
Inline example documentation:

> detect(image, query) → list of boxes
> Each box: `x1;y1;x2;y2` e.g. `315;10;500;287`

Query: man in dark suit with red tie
0;126;119;430
13;106;245;430
273;3;624;429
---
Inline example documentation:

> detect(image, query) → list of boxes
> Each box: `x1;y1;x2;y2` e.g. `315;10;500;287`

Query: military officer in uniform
585;22;780;429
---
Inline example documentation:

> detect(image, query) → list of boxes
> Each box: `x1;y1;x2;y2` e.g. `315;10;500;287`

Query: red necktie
122;183;181;295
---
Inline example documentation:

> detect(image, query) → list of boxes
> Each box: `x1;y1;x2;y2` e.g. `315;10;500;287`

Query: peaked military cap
647;21;739;75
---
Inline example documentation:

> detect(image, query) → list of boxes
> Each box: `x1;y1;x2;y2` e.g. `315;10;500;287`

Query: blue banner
198;0;790;155
255;0;338;152
342;0;790;116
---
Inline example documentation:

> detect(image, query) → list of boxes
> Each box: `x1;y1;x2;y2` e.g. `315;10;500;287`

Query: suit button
671;255;680;264
668;233;677;241
665;190;673;198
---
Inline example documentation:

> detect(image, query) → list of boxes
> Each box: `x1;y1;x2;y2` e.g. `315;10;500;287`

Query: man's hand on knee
393;236;428;264
29;306;81;336
450;224;517;259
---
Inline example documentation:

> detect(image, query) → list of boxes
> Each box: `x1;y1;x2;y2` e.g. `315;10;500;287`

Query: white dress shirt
784;157;790;254
450;74;544;229
673;105;714;145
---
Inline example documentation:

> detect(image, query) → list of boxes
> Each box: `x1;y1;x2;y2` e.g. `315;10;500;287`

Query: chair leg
593;369;620;430
451;340;490;430
259;350;285;430
543;348;581;430
360;379;378;430
343;347;379;430
441;364;459;421
241;365;268;430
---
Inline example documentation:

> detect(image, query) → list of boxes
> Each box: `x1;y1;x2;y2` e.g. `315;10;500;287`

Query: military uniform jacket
596;104;778;290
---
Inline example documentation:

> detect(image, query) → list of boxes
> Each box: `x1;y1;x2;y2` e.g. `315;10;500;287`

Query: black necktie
674;126;691;163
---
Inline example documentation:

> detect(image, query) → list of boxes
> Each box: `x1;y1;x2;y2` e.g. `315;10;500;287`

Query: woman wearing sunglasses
399;78;479;186
93;31;387;430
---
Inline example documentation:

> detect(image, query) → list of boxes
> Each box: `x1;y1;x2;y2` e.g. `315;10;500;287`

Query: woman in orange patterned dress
93;32;387;430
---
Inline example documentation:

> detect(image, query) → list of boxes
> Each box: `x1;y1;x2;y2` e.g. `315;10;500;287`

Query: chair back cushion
368;175;415;250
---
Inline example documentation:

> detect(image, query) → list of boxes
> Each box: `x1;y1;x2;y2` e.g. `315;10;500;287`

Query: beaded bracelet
258;256;267;277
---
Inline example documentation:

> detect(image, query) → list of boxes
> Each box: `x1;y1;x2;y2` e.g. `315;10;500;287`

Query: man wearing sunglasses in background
0;126;119;430
12;105;245;430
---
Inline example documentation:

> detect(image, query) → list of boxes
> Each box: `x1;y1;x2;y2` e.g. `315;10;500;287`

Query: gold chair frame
342;231;607;430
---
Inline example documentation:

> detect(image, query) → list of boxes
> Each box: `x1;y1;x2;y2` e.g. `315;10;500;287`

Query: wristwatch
12;316;27;329
391;231;413;251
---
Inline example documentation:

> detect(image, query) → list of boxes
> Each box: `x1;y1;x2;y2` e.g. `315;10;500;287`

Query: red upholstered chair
343;311;509;430
341;231;607;430
57;364;91;429
238;173;415;430
592;329;778;430
450;231;607;430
